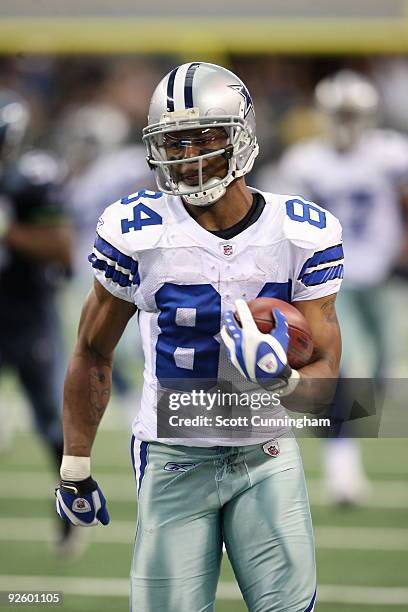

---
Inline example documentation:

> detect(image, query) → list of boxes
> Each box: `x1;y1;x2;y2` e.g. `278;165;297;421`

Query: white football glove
221;299;295;387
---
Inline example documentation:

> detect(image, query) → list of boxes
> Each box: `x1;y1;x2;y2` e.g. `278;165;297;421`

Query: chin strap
180;179;227;207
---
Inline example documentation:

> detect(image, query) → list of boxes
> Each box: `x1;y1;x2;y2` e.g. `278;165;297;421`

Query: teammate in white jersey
55;63;343;611
259;70;408;504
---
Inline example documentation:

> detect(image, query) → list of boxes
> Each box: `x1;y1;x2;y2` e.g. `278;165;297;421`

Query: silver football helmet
143;62;259;206
315;70;379;150
0;89;30;161
56;104;131;172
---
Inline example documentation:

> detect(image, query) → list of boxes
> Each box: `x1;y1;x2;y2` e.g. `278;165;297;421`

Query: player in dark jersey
0;90;78;555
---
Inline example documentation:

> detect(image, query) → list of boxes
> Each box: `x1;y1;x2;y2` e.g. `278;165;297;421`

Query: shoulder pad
282;195;342;249
96;189;168;254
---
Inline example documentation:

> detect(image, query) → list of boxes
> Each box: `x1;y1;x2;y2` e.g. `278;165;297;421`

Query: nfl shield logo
72;497;91;513
262;439;280;457
221;243;234;257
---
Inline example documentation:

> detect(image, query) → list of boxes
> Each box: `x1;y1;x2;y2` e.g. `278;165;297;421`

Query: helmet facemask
143;108;258;206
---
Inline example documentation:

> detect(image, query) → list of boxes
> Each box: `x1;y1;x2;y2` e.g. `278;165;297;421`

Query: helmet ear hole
222;144;234;160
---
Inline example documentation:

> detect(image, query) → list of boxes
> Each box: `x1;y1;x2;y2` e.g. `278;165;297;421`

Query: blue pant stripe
304;588;317;611
130;434;136;477
138;441;149;494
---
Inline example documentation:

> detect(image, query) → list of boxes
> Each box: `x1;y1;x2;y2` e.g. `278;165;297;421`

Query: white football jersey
90;188;343;446
268;129;408;287
65;145;155;283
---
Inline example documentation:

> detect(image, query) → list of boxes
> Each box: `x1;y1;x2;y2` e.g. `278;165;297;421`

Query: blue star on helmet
228;84;253;118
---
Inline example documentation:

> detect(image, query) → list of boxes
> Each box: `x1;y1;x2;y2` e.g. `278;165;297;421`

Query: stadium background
1;1;408;610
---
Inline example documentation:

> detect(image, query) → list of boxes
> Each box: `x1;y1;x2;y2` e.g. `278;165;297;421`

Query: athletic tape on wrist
60;455;91;481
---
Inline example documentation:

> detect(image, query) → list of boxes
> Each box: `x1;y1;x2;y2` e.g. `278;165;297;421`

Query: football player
0;90;79;553
56;63;344;611
259;70;408;504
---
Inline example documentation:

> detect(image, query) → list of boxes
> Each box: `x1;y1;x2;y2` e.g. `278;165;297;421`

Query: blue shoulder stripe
299;244;343;280
94;234;138;276
88;254;140;287
301;264;344;287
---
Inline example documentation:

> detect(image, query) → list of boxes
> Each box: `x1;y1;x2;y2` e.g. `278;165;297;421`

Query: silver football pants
130;435;316;612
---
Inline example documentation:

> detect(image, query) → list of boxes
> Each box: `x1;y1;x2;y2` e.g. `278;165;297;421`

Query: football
236;297;314;369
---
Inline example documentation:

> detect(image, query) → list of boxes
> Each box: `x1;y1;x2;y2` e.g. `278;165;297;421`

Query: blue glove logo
72;498;92;513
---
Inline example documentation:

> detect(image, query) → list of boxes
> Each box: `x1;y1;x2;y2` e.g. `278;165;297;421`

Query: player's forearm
62;346;113;457
283;295;341;410
299;349;339;379
283;354;339;413
5;223;73;268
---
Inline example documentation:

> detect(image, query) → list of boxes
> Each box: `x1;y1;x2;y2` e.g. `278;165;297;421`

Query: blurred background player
258;70;408;505
57;102;156;421
0;89;80;553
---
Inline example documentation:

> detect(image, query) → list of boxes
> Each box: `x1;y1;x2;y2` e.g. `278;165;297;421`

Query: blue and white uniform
262;129;408;506
265;129;408;379
273;130;408;288
89;188;342;612
90;188;342;445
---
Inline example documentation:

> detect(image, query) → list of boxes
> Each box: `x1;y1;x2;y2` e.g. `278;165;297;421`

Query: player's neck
182;178;253;231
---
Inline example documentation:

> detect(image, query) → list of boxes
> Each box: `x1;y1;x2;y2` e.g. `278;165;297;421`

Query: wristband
60;455;91;481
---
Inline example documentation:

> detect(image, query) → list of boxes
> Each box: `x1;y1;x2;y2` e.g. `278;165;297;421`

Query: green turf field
0;428;407;611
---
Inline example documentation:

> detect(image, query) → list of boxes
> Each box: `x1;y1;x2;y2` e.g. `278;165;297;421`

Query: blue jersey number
121;191;162;234
323;189;374;238
155;281;291;387
348;190;374;237
286;198;326;229
120;190;162;206
155;284;221;388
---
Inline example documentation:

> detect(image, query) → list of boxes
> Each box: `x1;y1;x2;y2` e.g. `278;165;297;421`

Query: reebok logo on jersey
164;462;196;472
257;353;278;373
72;498;92;513
262;440;280;457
